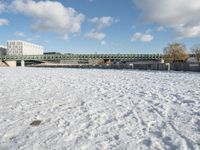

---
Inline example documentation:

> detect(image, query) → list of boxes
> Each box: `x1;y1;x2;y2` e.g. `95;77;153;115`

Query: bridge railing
0;54;163;61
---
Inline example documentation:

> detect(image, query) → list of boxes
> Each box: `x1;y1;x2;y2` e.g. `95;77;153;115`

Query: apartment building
7;40;43;55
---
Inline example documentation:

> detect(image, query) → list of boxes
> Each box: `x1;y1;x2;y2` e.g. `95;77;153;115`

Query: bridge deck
0;54;163;61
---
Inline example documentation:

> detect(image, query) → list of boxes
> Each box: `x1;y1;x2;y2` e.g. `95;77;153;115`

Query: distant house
186;54;199;64
44;52;62;55
0;45;7;55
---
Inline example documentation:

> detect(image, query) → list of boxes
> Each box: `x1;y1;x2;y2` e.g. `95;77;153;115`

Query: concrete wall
0;61;8;67
5;61;17;67
60;59;80;64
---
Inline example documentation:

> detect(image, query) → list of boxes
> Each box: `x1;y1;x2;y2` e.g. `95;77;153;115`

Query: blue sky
1;0;200;54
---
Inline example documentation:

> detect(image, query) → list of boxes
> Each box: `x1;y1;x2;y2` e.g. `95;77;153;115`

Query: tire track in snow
151;105;195;150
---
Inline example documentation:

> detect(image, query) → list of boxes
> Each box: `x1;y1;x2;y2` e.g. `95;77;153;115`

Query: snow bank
0;68;199;149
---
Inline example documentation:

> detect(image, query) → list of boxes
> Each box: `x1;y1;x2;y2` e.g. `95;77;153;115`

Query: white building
7;40;43;55
0;45;7;55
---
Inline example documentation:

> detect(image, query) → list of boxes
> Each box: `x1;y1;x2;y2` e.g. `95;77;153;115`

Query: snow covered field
0;68;200;150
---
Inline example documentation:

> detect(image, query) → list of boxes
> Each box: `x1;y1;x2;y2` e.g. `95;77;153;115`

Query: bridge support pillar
21;60;25;67
166;63;170;71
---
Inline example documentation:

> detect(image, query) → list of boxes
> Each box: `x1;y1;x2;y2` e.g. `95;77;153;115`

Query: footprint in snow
30;120;42;127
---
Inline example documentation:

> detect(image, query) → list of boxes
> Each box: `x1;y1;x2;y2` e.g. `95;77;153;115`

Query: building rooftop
7;40;43;48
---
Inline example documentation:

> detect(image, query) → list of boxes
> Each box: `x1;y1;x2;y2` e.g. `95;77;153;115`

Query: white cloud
0;1;5;14
131;32;154;42
10;0;85;40
145;29;152;34
157;26;164;32
26;35;40;42
26;38;33;42
175;25;200;39
15;31;25;37
0;18;9;26
133;0;200;39
85;30;106;45
86;16;118;45
100;40;106;46
44;40;50;44
0;2;8;26
131;25;137;29
89;16;119;30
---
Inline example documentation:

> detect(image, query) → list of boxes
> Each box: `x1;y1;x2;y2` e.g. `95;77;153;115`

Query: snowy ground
0;68;200;150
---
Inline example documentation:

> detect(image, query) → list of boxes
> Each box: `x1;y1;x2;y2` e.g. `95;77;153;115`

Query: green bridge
0;53;163;61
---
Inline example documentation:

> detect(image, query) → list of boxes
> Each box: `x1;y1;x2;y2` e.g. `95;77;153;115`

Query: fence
170;63;200;72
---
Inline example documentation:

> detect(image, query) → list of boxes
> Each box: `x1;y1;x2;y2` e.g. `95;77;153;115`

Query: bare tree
192;44;200;62
163;43;188;63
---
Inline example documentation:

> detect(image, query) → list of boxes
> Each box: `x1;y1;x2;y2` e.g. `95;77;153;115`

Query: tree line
163;43;200;63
